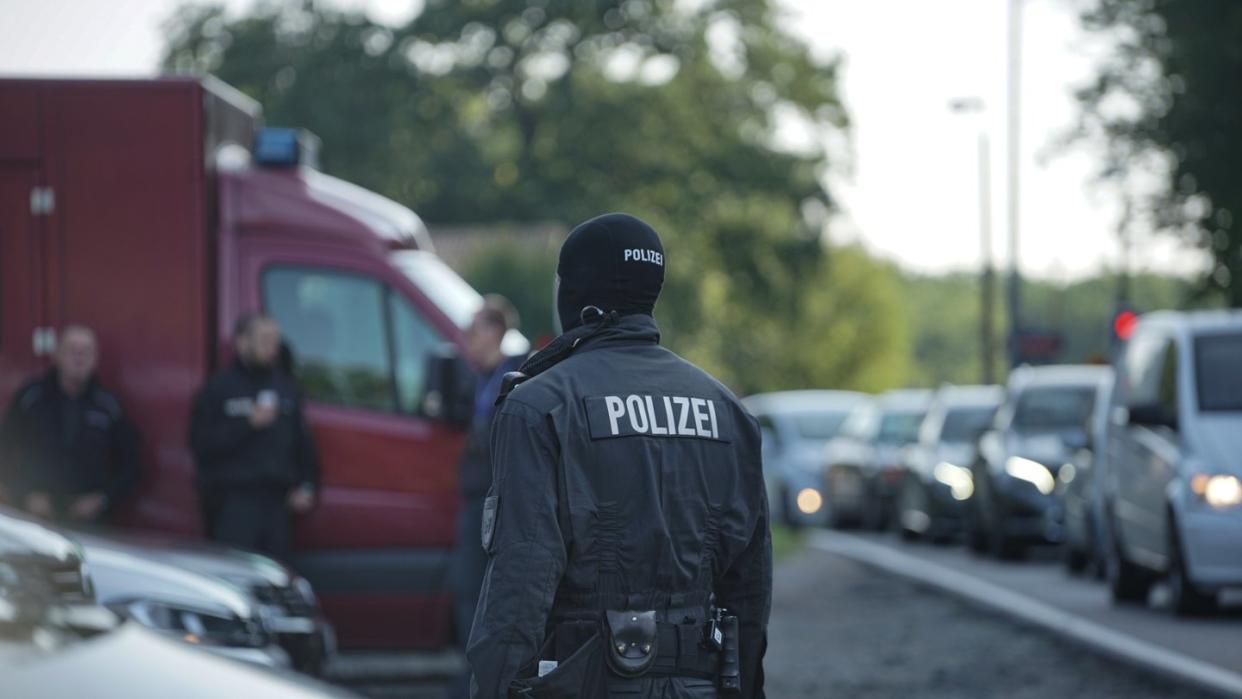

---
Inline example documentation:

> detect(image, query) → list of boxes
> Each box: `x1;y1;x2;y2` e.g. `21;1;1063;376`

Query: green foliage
161;0;912;394
461;238;559;343
1073;1;1242;305
901;270;1196;387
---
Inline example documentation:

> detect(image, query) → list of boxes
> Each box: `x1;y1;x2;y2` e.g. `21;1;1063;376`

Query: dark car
1047;367;1115;576
824;389;933;529
968;365;1112;558
897;385;1003;542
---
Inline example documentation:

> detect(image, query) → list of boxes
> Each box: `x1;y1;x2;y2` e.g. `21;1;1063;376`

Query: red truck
0;76;514;649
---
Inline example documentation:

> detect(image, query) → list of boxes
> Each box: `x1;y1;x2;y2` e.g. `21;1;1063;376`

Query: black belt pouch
508;624;608;698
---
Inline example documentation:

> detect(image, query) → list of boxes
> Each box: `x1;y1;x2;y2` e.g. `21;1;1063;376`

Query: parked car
3;621;354;699
897;385;1003;542
743;390;867;527
0;77;523;650
0;508;346;697
1048;368;1115;576
968;365;1111;558
1102;310;1242;615
0;506;96;633
824;389;933;529
73;528;334;673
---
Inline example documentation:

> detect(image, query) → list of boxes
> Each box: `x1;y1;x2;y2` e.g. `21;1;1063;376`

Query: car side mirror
1125;403;1177;431
423;345;475;426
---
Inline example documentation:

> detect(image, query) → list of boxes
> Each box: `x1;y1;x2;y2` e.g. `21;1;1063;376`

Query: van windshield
390;250;530;355
1195;333;1242;411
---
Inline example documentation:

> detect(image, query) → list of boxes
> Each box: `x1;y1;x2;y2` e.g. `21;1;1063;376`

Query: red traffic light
1113;310;1139;340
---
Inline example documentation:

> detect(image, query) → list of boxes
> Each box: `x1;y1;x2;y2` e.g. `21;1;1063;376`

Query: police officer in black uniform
188;313;319;559
467;214;771;698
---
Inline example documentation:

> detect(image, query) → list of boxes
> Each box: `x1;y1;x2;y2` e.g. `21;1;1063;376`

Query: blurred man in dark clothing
189;314;318;559
0;325;140;523
448;295;524;699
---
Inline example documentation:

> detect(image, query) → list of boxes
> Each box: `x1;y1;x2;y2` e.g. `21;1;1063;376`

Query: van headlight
120;599;268;648
933;462;974;501
1191;474;1242;509
1005;456;1055;495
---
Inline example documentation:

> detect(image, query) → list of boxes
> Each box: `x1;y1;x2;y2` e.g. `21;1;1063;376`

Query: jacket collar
573;312;661;353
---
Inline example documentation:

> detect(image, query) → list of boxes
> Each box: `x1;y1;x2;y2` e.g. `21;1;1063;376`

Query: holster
605;609;658;677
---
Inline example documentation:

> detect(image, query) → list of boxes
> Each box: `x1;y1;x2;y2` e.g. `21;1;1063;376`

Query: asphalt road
331;535;1229;698
768;538;1222;699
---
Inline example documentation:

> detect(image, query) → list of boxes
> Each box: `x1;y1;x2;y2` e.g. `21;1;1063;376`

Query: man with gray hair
0;325;141;522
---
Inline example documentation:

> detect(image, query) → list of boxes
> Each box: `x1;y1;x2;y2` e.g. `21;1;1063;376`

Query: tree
161;0;912;393
1073;1;1242;305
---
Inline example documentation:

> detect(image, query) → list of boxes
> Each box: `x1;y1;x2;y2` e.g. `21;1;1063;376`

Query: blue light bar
253;127;321;169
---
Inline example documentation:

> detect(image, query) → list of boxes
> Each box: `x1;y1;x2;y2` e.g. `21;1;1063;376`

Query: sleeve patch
481;494;499;554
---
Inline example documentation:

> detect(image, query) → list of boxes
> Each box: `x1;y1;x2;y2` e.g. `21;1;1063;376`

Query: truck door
0;165;48;407
242;245;462;650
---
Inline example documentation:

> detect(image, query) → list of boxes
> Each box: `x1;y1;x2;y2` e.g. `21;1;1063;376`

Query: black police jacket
188;361;319;492
0;370;140;513
466;314;771;698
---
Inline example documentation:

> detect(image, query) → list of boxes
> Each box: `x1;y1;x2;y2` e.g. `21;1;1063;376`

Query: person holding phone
188;313;319;558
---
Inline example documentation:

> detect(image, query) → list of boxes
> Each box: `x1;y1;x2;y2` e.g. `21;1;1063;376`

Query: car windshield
878;410;925;445
940;406;996;442
785;410;851;441
1195;333;1242;411
1012;386;1094;430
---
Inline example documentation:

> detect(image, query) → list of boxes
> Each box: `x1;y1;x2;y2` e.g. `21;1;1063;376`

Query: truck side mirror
423;345;475;426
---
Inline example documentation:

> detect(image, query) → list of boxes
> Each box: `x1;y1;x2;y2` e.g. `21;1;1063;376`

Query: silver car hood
69;527;292;589
75;533;254;620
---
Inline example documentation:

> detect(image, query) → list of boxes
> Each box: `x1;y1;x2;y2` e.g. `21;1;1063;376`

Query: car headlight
292;576;316;606
795;488;823;514
120;599;268;648
1191;474;1242;509
933;462;974;501
1005;456;1055;495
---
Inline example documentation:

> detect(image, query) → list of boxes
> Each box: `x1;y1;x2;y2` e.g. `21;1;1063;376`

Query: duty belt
553;618;720;680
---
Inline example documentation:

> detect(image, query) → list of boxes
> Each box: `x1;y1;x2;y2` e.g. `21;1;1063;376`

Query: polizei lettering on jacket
583;394;729;442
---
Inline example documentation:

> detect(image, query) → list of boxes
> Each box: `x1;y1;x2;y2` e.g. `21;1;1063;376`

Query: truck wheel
1106;516;1153;604
1168;512;1216;617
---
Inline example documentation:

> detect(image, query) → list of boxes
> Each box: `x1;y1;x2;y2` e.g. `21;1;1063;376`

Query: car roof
743;390;868;414
877;388;934;410
1137;309;1242;336
932;384;1005;407
1009;364;1112;389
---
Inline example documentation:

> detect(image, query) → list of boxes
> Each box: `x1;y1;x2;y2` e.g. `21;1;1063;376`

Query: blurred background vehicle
969;365;1111;558
1049;367;1116;577
744;390;867;528
897;385;1003;542
1103;310;1242;615
824;389;933;530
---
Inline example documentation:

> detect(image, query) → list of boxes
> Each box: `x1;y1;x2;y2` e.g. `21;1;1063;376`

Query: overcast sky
0;0;1207;280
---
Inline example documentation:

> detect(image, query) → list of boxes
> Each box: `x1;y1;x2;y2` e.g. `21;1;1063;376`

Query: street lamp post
1007;0;1024;368
950;98;995;385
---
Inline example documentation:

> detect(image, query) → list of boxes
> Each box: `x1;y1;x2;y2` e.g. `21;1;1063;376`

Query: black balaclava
556;213;665;332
